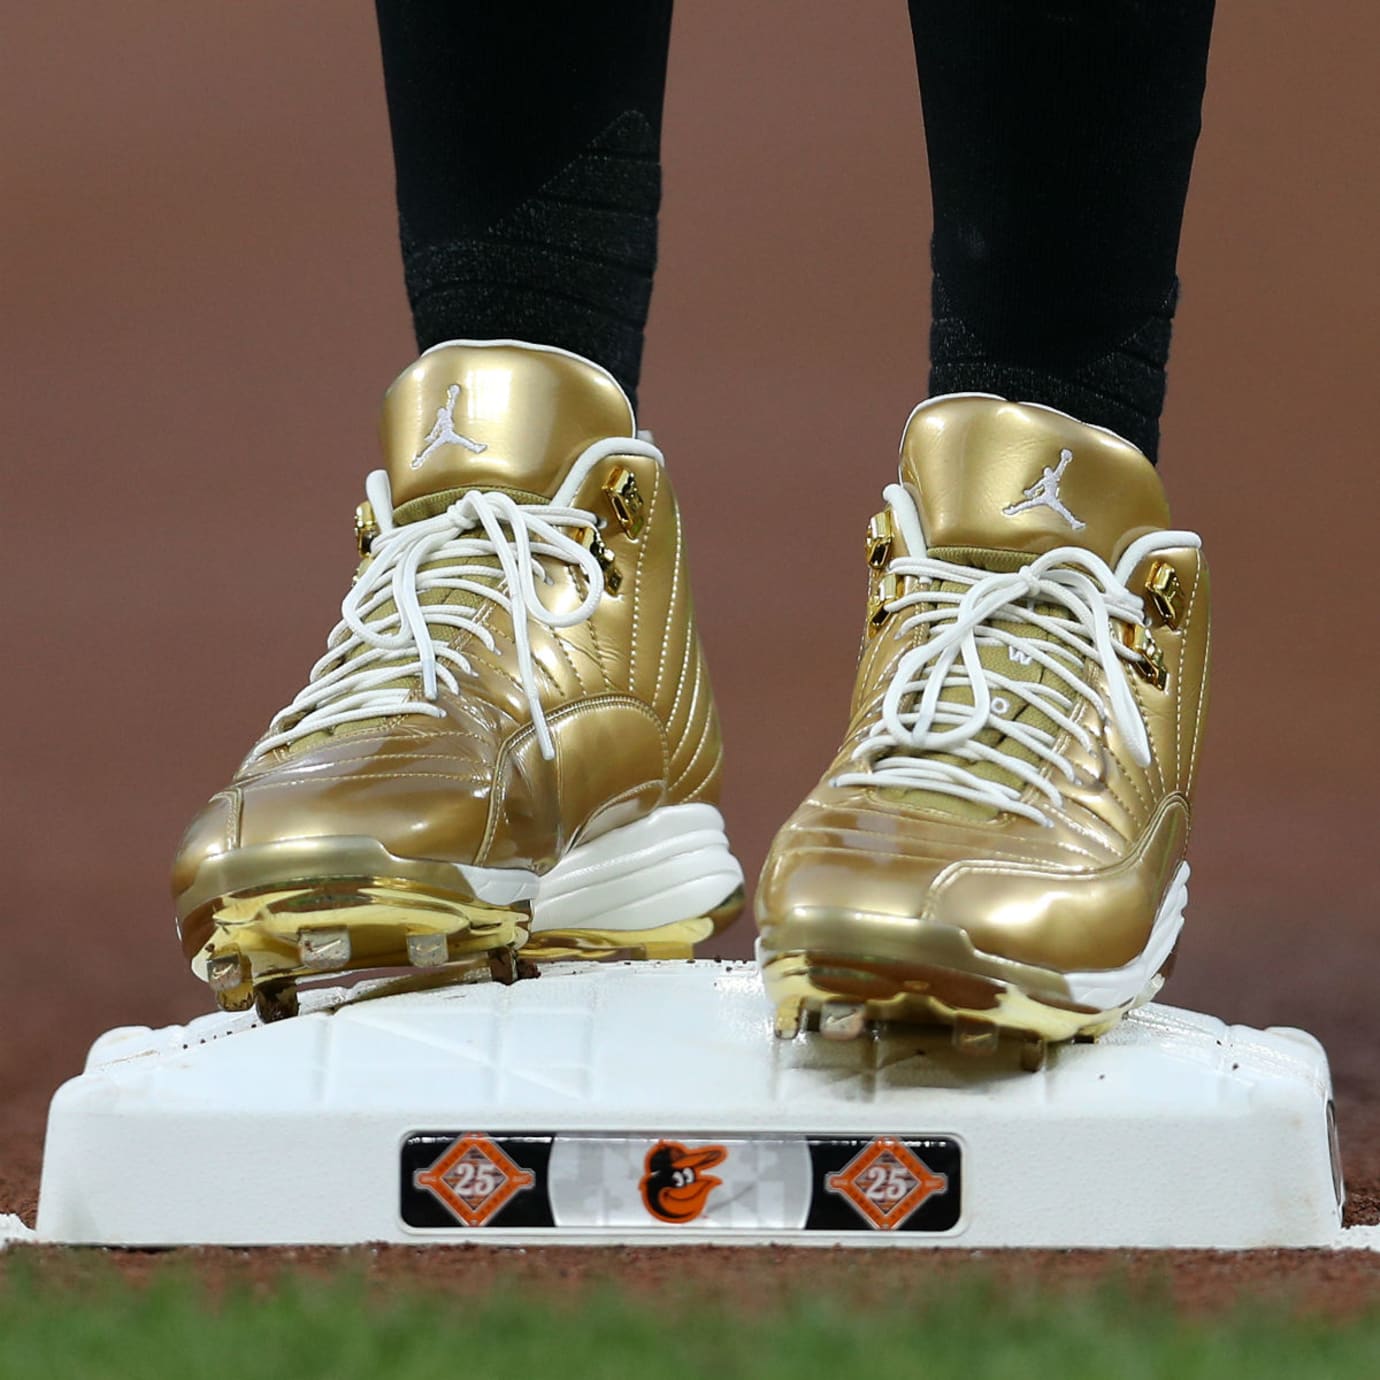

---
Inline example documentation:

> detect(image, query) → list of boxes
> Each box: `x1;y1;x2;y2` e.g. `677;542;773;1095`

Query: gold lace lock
354;501;379;557
1120;622;1168;690
866;511;895;569
1146;559;1183;628
577;525;623;595
868;572;903;634
602;465;645;538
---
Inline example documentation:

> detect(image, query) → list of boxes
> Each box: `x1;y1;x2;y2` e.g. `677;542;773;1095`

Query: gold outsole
190;880;747;1022
190;878;525;1023
761;946;1177;1072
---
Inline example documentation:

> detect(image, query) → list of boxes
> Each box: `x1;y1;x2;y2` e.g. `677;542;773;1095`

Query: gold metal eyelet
868;572;903;635
576;525;623;595
1145;559;1183;628
602;465;645;538
354;501;379;557
1120;622;1168;691
866;510;895;569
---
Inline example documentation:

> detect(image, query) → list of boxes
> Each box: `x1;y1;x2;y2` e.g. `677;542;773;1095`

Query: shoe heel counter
639;463;725;807
668;631;726;806
1180;548;1212;800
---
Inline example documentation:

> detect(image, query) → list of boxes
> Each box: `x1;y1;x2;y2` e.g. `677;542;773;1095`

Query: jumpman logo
410;384;488;469
1001;448;1086;531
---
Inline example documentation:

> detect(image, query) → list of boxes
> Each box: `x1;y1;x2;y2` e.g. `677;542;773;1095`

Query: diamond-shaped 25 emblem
413;1132;536;1227
825;1137;949;1230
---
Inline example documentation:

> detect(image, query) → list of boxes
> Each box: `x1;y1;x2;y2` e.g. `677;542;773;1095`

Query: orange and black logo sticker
401;1132;959;1234
824;1137;948;1230
809;1136;959;1232
408;1133;544;1228
639;1140;728;1223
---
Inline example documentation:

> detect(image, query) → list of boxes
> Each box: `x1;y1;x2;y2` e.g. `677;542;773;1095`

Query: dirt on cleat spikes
488;949;519;985
254;980;300;1024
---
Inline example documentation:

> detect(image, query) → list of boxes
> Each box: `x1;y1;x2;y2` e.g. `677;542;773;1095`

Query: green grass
0;1263;1375;1380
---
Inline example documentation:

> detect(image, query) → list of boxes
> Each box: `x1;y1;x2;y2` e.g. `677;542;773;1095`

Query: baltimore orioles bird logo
639;1140;728;1223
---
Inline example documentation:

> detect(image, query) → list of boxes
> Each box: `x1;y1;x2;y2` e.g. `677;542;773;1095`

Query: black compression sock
909;0;1215;461
374;2;673;410
929;273;1181;456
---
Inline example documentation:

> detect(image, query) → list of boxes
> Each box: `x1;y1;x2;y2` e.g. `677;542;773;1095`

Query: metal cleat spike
1019;1034;1048;1073
207;953;247;993
297;927;351;971
953;1015;1000;1057
405;932;449;968
773;999;804;1041
819;1003;867;1042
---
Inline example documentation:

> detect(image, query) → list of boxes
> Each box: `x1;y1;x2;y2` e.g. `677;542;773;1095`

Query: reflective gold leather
758;397;1210;1004
382;341;637;506
898;395;1172;562
173;342;725;958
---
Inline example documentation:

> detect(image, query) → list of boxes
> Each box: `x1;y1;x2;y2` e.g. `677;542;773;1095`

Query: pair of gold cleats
757;395;1209;1066
172;340;744;1021
173;345;1209;1065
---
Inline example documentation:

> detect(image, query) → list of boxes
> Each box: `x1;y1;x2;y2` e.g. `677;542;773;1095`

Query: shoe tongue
899;395;1170;566
380;340;636;512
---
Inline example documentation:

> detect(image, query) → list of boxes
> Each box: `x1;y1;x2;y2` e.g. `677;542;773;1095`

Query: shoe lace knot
834;485;1200;826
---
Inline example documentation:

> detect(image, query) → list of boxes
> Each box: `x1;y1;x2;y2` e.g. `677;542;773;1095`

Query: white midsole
531;803;744;934
456;863;539;907
1060;860;1190;1010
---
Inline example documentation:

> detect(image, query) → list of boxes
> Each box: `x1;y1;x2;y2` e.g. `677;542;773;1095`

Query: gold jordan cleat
173;340;743;1020
757;395;1210;1063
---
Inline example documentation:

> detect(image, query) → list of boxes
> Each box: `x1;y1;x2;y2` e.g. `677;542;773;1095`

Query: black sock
909;0;1215;461
374;2;673;410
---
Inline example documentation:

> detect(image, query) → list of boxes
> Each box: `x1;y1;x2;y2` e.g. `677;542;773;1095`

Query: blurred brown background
3;2;1378;1193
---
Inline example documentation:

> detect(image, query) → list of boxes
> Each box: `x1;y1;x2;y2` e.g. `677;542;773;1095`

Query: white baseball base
30;961;1356;1248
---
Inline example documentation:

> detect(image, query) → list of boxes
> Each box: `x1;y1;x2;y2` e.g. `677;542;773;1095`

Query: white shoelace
250;488;607;764
833;483;1201;825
